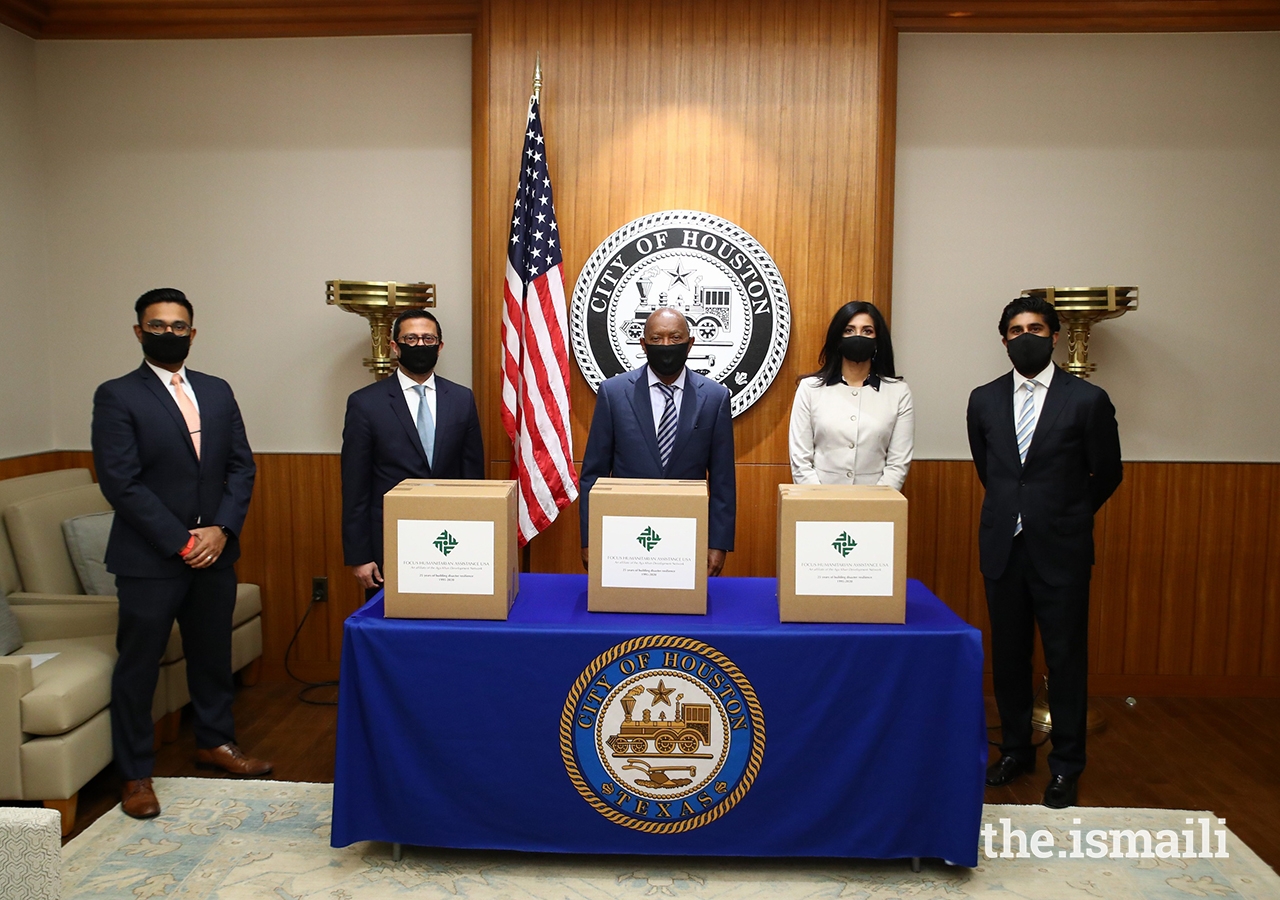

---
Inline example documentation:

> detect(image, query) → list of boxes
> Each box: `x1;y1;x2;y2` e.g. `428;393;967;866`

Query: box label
795;521;894;596
601;515;698;590
397;519;495;595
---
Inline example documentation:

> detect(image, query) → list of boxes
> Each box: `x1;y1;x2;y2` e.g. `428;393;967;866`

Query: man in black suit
967;295;1122;809
341;309;484;593
93;288;270;820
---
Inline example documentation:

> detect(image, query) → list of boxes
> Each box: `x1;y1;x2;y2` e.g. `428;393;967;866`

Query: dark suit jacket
579;366;736;551
967;366;1122;586
341;372;484;567
92;363;256;578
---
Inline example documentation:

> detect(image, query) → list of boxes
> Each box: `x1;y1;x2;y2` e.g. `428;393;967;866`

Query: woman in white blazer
789;301;914;489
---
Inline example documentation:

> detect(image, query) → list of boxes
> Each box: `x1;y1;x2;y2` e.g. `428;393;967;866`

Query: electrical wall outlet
312;576;328;603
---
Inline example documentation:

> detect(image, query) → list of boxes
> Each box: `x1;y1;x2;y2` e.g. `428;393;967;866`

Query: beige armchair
3;479;265;737
0;600;118;834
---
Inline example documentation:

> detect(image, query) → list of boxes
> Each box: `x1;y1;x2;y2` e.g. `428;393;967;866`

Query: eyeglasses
396;335;440;347
143;320;191;336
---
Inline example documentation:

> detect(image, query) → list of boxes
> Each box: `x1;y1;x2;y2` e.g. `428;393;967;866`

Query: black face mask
141;332;190;365
644;341;690;379
1006;333;1055;377
839;335;877;363
397;343;438;375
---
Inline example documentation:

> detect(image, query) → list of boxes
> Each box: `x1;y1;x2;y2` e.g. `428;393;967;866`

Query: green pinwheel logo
433;530;459;556
636;526;662;552
831;531;858;557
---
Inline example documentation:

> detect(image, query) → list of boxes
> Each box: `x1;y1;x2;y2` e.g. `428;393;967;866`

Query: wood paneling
889;1;1280;33
6;450;1279;693
0;0;479;39
899;460;1280;693
476;0;896;573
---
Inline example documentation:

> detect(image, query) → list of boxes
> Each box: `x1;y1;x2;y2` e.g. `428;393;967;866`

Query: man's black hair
392;309;442;342
135;288;193;323
998;296;1060;337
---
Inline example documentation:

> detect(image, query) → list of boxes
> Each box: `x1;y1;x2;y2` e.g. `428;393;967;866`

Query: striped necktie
1014;380;1038;537
412;384;435;468
1016;380;1038;465
656;383;677;469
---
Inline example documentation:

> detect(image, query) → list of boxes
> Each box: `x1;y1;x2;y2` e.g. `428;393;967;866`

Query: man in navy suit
93;288;270;820
580;307;736;576
341;309;484;592
967;295;1122;809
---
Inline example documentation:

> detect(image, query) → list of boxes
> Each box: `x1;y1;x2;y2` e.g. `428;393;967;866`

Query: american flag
501;94;579;545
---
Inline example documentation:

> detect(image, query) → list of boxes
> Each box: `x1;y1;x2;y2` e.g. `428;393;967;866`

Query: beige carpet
60;778;1280;899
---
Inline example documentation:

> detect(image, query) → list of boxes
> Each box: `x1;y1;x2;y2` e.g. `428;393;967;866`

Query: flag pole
533;52;542;103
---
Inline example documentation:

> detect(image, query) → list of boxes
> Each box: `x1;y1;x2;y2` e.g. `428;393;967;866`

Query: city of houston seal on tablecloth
570;210;791;417
561;636;766;832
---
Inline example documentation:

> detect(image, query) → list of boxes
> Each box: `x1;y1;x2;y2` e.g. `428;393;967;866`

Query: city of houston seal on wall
570;210;791;417
561;636;766;832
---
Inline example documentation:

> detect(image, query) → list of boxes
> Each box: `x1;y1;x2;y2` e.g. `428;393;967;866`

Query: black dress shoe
1043;774;1079;809
985;754;1034;787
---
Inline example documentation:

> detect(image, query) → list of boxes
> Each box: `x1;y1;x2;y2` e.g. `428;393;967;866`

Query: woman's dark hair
799;301;898;386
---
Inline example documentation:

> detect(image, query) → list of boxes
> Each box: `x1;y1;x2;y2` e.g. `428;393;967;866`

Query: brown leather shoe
194;742;273;777
121;778;160;818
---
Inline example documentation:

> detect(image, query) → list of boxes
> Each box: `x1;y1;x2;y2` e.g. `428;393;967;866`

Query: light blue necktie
1014;380;1038;535
412;384;435;468
656;383;677;469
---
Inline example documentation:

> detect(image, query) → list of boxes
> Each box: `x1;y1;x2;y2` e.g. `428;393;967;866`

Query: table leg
392;843;403;862
911;857;921;873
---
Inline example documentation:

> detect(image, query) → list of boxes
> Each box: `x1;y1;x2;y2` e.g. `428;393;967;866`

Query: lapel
993;372;1021;469
137;363;199;463
1024;367;1071;469
664;370;704;475
625;368;664;471
386;372;430;470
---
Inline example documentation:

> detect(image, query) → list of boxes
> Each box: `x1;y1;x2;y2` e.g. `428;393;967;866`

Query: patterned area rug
61;778;1280;899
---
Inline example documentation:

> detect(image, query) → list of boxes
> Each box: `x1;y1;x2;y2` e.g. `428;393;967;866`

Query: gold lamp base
1021;285;1138;379
1031;675;1108;735
327;280;436;381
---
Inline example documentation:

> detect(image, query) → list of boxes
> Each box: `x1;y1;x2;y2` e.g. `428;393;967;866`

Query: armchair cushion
62;511;116;595
5;484;112;595
16;634;115;736
0;468;93;596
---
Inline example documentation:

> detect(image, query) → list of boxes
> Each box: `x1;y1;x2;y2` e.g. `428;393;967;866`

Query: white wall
35;34;472;453
893;32;1280;461
0;25;52;457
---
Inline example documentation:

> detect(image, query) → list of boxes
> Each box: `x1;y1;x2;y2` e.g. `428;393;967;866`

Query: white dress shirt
145;360;199;413
646;365;687;437
788;375;914;490
1011;361;1055;433
397;368;437;426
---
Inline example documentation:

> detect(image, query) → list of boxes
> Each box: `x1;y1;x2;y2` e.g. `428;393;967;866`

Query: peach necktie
171;373;201;459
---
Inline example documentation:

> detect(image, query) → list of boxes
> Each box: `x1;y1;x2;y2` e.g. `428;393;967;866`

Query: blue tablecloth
332;574;986;865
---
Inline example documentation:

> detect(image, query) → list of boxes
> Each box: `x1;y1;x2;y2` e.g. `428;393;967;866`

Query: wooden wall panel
5;450;1280;693
889;0;1280;33
0;0;481;39
476;0;894;569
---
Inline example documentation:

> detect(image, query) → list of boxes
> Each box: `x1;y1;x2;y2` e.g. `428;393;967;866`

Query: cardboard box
776;484;908;623
588;477;708;615
382;479;519;620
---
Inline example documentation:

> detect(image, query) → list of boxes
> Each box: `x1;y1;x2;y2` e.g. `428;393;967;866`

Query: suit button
851;389;859;396
849;414;857;421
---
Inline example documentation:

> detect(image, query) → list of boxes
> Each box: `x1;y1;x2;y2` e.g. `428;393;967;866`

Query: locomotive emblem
561;636;765;833
570;210;791;418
